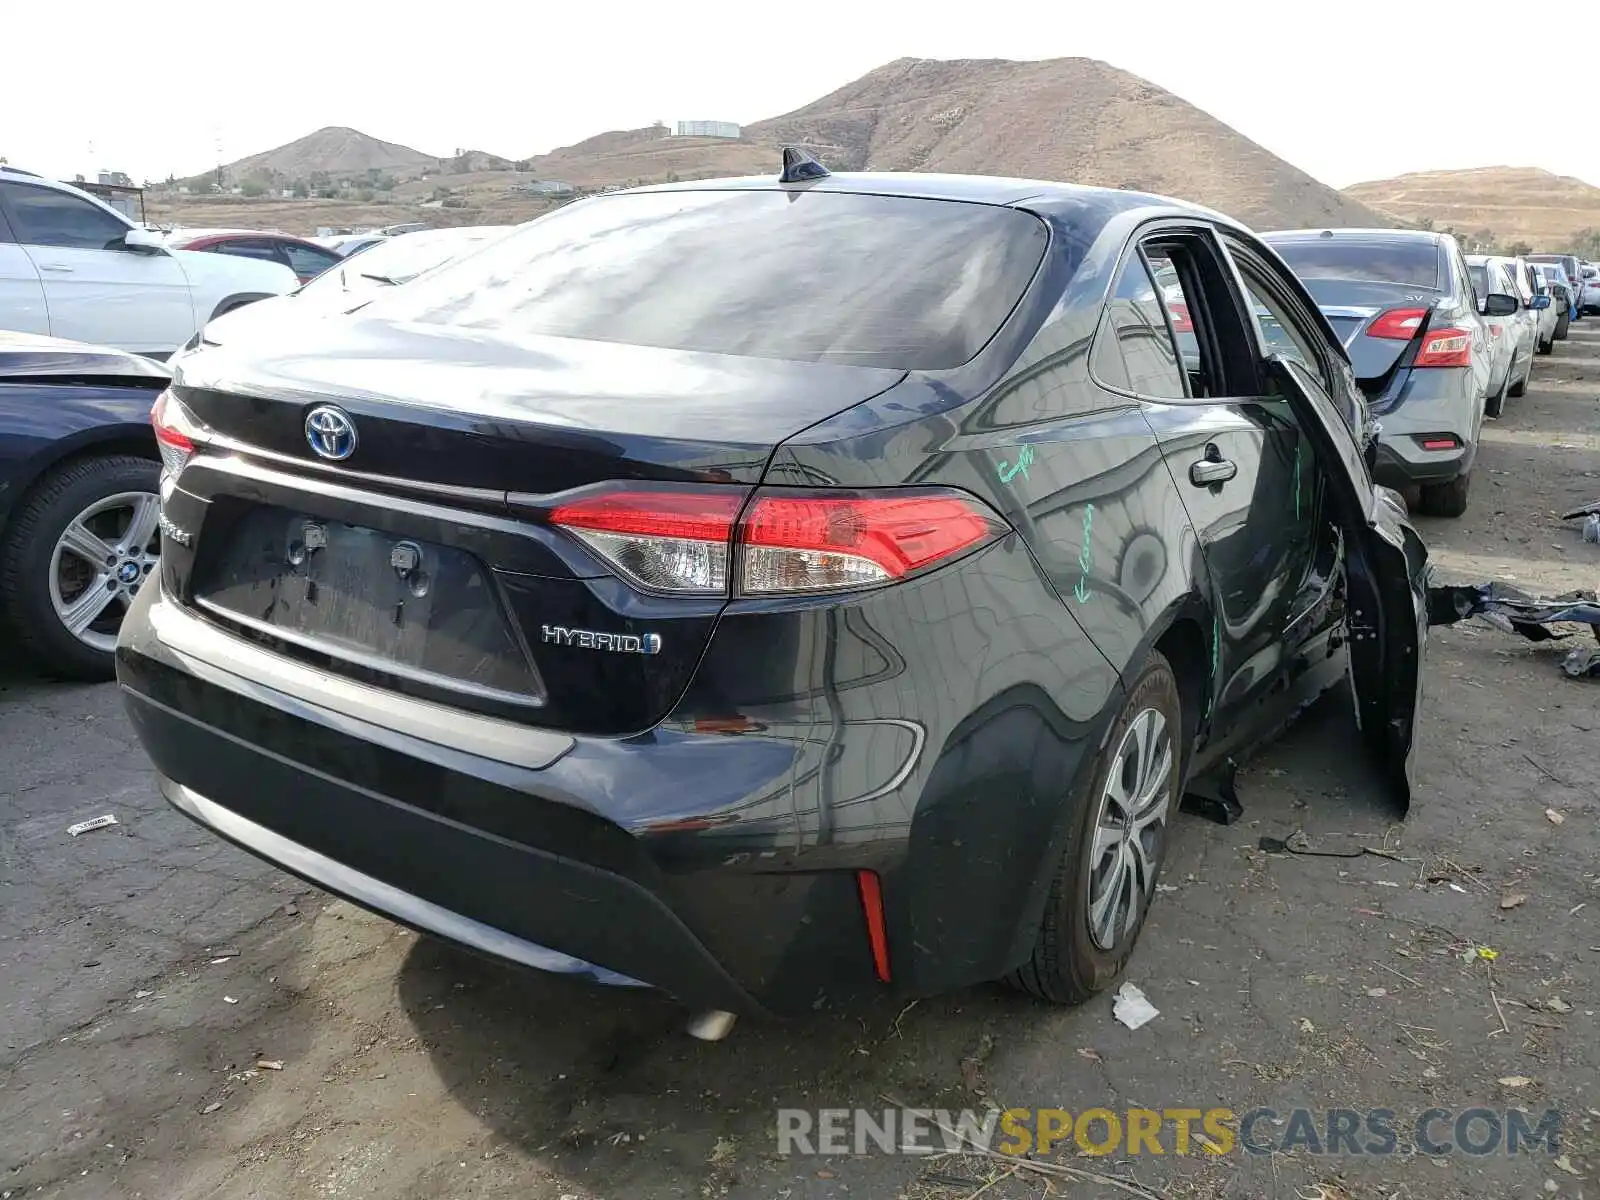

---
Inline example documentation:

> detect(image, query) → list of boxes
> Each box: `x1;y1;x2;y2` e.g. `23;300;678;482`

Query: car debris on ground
1112;982;1160;1030
1429;582;1600;680
65;814;118;836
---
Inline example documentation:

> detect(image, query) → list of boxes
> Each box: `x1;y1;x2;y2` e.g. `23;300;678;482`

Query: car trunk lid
174;317;907;491
162;322;905;736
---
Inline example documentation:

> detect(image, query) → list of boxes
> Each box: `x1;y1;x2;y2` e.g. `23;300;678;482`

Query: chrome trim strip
149;598;573;770
199;434;508;508
161;778;644;986
189;452;532;536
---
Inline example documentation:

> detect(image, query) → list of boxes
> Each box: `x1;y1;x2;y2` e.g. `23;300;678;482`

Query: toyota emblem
304;405;358;461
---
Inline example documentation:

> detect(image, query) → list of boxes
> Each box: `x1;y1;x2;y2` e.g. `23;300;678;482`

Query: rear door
1263;354;1426;809
1224;237;1425;808
0;181;194;355
1113;228;1335;742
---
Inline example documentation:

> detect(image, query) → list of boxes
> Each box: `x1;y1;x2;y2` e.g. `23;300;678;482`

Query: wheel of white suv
1007;652;1181;1003
0;456;160;681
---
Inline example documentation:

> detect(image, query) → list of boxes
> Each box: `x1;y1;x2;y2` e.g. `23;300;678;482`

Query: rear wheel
0;456;160;681
1417;471;1471;519
1006;653;1180;1004
1538;332;1554;355
1556;312;1571;340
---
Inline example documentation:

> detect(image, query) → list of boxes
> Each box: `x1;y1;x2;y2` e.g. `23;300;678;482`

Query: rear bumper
1369;367;1479;487
117;533;1115;1015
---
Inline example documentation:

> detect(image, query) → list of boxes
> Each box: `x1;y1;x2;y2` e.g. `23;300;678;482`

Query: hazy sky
10;0;1597;191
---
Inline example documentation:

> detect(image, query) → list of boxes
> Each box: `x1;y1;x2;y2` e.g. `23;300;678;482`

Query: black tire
1508;361;1529;399
1006;653;1182;1004
1417;471;1471;518
1555;312;1570;340
0;455;160;681
1538;333;1554;356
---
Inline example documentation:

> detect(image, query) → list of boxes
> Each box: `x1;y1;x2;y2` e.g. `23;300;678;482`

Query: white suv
0;169;297;358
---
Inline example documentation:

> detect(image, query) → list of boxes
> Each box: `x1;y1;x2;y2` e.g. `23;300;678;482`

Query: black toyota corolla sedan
118;159;1431;1022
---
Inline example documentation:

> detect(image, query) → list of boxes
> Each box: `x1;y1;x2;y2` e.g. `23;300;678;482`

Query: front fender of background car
169;249;298;319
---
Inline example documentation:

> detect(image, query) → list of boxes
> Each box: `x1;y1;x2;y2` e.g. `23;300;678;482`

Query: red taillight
741;492;1002;594
1413;328;1473;368
1365;307;1428;340
150;389;208;481
150;390;194;453
548;486;1007;597
549;489;742;595
1168;302;1193;334
856;869;891;984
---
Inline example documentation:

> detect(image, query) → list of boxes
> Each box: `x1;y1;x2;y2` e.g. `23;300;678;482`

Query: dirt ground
2;331;1598;1200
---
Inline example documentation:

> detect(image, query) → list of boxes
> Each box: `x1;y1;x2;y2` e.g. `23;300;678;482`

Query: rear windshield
1270;239;1441;289
368;190;1050;370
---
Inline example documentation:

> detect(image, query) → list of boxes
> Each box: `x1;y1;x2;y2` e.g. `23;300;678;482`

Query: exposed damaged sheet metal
1428;582;1600;644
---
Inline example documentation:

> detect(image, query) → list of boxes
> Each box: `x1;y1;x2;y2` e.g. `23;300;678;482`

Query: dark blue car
0;332;166;679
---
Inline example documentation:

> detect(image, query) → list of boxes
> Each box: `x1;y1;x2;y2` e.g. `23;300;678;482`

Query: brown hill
518;57;1389;229
1343;167;1600;249
523;125;770;189
221;126;440;185
745;58;1389;230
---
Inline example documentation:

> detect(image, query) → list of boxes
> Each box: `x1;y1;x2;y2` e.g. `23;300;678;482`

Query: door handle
38;263;74;273
1189;455;1237;487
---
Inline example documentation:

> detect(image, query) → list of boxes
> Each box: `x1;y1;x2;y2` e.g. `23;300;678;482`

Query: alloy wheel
47;491;160;653
1086;707;1174;951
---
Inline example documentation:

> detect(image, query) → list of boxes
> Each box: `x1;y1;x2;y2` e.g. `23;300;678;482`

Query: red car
164;229;343;284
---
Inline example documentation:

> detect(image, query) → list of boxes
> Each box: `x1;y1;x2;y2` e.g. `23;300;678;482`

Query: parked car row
1260;229;1578;517
0;169;298;359
0;220;511;679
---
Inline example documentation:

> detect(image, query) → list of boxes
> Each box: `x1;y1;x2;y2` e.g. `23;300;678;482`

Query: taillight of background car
1365;307;1471;367
548;487;1010;598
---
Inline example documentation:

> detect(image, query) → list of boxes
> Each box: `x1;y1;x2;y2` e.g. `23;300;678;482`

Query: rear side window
214;239;287;264
1271;239;1441;289
1092;251;1187;398
1468;264;1489;297
371;191;1049;370
282;242;341;278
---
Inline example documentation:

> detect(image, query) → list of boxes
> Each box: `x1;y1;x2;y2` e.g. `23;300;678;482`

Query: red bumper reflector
1419;436;1461;451
856;869;892;983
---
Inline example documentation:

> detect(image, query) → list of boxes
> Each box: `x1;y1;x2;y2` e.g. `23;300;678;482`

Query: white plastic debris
1112;982;1160;1030
66;814;117;837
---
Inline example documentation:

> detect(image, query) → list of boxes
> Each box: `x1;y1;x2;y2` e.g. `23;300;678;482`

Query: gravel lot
3;331;1598;1200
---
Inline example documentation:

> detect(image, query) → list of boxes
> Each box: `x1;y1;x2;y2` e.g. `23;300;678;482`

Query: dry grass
1345;166;1600;248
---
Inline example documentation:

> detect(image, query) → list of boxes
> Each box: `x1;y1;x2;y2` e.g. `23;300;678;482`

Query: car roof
0;330;171;381
625;170;1214;219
